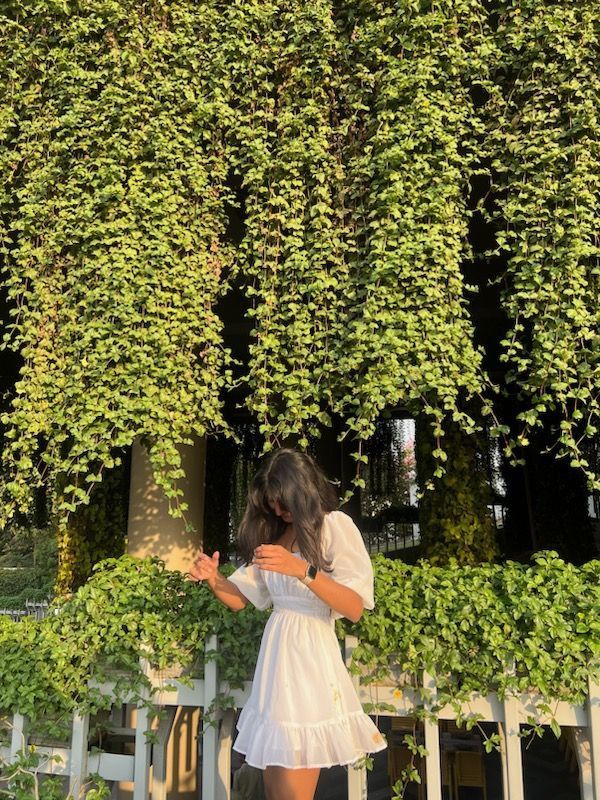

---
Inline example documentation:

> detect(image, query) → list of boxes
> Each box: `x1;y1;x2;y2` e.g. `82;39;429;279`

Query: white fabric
227;509;386;770
227;560;273;611
321;510;376;621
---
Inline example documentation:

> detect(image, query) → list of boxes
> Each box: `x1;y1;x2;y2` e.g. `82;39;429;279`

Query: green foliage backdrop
415;415;498;563
0;0;598;562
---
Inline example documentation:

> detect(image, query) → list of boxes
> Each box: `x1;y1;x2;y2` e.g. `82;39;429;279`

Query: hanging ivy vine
415;414;498;564
0;0;238;537
328;0;495;490
220;0;352;452
484;0;600;492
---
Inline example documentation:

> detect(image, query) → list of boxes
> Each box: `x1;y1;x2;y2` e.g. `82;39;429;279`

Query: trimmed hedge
0;568;35;598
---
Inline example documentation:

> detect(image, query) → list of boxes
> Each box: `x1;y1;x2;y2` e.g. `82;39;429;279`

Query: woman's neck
277;523;298;552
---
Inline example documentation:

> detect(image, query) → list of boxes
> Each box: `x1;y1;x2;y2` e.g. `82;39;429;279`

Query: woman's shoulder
324;508;348;519
322;508;342;531
324;508;355;525
321;510;373;596
321;509;360;547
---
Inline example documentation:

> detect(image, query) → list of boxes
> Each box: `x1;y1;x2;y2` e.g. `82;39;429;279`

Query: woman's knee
263;765;320;800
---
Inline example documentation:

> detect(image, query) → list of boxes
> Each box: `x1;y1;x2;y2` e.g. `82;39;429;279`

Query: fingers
195;552;216;566
253;544;282;558
253;558;282;570
188;551;219;582
252;551;279;562
254;560;276;570
189;571;212;582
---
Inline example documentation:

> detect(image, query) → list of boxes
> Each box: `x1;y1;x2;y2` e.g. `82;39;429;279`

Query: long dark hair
237;448;338;571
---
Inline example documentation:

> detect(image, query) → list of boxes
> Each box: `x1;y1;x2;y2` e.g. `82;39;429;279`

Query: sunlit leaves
483;0;600;491
0;0;598;547
351;552;600;711
0;1;238;533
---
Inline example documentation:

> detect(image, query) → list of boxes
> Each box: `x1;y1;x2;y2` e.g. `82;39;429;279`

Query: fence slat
69;711;90;800
217;708;235;800
497;722;510;800
345;635;367;800
572;728;594;800
423;671;442;800
588;678;600;800
501;695;524;800
9;713;27;759
132;699;152;800
151;706;177;800
202;634;219;800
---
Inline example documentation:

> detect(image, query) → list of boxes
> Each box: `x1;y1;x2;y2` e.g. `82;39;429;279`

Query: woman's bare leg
263;765;320;800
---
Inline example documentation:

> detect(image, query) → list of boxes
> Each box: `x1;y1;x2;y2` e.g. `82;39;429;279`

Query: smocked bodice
264;552;333;620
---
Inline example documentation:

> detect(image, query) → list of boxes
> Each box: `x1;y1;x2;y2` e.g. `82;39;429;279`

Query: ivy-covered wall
0;0;598;575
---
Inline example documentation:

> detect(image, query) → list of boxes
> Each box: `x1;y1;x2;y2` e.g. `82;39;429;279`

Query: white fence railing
0;599;51;622
1;635;598;800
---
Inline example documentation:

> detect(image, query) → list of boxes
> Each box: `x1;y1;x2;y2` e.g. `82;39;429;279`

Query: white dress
228;509;387;770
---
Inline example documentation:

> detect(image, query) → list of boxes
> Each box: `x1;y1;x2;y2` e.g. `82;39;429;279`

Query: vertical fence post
9;713;27;760
572;728;594;800
133;682;153;800
151;707;178;800
216;708;235;800
345;635;367;800
422;670;442;800
69;711;90;800
500;695;524;800
588;677;600;800
497;722;510;800
202;634;219;800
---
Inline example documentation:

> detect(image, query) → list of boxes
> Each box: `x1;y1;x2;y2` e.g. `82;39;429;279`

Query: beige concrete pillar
118;435;207;800
126;435;206;570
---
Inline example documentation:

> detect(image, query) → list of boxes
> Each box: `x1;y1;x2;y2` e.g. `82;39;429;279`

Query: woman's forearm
251;544;365;622
295;560;364;622
207;572;249;612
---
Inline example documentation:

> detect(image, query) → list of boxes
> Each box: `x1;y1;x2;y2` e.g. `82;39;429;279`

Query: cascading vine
219;0;495;498
221;0;352;452
327;0;494;492
0;1;237;542
415;415;498;564
485;0;600;492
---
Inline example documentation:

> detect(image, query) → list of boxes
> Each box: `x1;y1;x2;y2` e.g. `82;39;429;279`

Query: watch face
307;565;318;580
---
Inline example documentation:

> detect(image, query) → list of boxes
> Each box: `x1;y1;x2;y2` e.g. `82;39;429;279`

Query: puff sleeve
321;510;375;621
228;562;273;611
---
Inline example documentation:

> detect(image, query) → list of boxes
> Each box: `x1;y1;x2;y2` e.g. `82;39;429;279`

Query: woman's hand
188;551;220;588
252;544;306;579
186;551;249;612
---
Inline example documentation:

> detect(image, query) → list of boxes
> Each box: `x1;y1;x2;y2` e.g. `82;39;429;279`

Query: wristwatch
300;563;318;585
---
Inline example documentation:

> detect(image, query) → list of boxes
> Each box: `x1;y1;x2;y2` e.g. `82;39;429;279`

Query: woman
190;447;387;800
